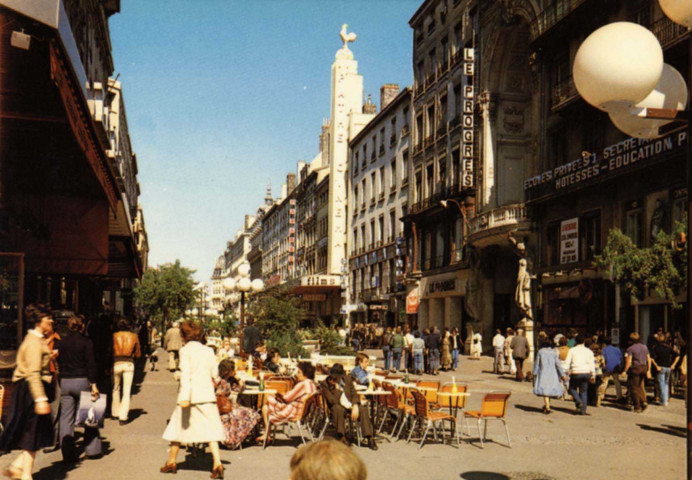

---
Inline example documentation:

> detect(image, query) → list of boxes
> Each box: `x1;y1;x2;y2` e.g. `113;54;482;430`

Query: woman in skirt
0;304;56;480
160;320;225;478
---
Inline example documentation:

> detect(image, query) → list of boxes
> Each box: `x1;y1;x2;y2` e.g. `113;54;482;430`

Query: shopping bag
75;391;107;428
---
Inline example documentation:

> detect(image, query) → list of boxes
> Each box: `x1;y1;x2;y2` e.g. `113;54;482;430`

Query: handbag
212;379;233;414
76;391;106;428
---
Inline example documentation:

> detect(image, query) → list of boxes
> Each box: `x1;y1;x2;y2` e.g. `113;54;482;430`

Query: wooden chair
462;391;512;448
379;382;411;440
265;380;291;396
408;389;459;449
263;392;318;449
415;380;440;404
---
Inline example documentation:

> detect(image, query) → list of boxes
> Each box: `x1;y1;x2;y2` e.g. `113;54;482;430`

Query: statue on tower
340;24;357;49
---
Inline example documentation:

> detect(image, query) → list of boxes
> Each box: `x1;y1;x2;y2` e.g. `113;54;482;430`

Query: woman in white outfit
160;321;225;479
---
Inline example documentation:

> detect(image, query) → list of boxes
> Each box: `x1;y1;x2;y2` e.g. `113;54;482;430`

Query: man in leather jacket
319;364;377;450
112;317;141;424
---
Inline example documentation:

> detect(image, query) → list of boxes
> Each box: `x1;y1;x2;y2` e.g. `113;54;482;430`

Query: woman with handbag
160;320;225;478
214;359;260;449
0;304;57;480
54;315;101;462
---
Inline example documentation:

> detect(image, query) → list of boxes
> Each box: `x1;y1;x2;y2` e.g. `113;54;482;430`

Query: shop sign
301;275;339;287
369;304;388;311
303;294;327;302
428;279;456;294
462;48;475;188
611;328;620;346
560;218;579;264
524;130;687;195
406;288;419;314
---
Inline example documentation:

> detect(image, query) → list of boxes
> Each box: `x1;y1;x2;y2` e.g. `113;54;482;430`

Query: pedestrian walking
426;327;441;375
451;327;461;370
389;327;405;372
565;334;596;415
0;304;56;480
412;331;425;375
510;328;529;381
470;331;482;360
533;333;567;414
492;329;506;374
55;315;102;461
441;331;452;371
112;317;141;425
164;321;183;371
623;332;652;413
557;336;571;399
381;327;392;372
404;326;415;372
504;328;516;375
651;336;679;406
161;320;225;478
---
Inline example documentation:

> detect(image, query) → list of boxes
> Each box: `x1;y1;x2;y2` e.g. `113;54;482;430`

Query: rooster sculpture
340;24;357;48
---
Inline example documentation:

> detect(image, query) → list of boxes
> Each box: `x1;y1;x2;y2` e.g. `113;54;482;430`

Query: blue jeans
657;367;671;405
60;378;102;458
569;374;591;414
414;352;423;373
392;347;402;371
382;346;391;371
429;349;441;372
452;349;459;369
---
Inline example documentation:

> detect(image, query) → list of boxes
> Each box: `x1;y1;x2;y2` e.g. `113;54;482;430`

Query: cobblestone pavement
0;349;685;480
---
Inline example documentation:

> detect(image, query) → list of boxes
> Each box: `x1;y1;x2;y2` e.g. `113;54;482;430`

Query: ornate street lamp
223;263;264;353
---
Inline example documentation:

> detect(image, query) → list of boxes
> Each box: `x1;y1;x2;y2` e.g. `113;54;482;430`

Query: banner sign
560;218;579;265
462;48;475;188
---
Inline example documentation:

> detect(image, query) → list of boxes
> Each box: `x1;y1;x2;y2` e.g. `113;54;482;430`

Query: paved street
1;350;684;480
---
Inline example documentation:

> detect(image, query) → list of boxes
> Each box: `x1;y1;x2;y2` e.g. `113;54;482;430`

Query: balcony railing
401;124;410;136
468;204;528;239
530;0;590;41
650;16;689;49
551;76;579;110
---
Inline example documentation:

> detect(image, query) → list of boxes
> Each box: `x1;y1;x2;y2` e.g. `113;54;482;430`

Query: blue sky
109;0;420;280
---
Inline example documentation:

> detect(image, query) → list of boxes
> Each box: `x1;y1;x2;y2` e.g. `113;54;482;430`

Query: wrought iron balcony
468;204;529;248
530;0;590;41
551;76;579;111
650;16;689;49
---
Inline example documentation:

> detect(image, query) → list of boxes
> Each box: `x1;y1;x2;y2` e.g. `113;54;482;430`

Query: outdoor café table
436;391;470;418
242;388;278;411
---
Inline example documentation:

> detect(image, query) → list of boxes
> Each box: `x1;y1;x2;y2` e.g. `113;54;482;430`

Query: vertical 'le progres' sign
462;48;475;188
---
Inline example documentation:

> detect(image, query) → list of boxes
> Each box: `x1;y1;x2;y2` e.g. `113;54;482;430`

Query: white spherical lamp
223;277;236;291
251;279;265;292
659;0;692;28
238;277;252;292
573;22;664;111
238;263;251;277
608;63;688;139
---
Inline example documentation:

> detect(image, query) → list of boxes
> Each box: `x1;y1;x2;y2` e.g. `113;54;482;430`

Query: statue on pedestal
515;258;534;362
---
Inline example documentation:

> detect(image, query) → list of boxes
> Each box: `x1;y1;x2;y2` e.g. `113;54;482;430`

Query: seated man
320;364;377;450
350;353;371;386
264;347;285;374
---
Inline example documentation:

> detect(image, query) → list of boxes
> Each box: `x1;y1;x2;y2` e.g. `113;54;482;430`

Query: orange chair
408;389;459;449
265;380;291;396
462;391;512;448
438;383;468;419
415;380;440;404
263;392;318;449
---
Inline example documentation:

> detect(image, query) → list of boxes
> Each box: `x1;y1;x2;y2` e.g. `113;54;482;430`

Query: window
416;61;425;85
454;22;462;52
354;152;359;174
378;216;384;244
580;211;601;262
546;222;560;266
416;114;424;145
390;159;397;191
414;170;422;203
439;95;448;128
548;126;567;169
583;116;605;156
370;172;376;203
428;48;436;75
402;150;410;185
354;184;359;213
631;4;651;26
370;220;376;247
360;225;365;251
441;36;449;66
371;135;377;161
438;156;446;187
426;104;435;137
360;180;366;209
426;163;434;198
390;117;397;145
389;209;396;240
451;148;460;187
427;18;436;36
625;200;644;247
378;167;385;198
672;188;688;224
379;127;385;154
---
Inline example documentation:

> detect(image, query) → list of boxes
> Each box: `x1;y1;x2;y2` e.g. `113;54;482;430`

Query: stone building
524;0;689;343
0;0;145;349
348;85;412;326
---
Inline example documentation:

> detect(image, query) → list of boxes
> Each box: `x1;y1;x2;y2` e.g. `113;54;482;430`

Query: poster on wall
560;218;579;264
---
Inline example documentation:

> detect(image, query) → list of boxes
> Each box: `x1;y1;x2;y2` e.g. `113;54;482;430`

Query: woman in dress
261;362;317;443
160;321;225;478
441;331;452;371
532;333;567;414
0;304;56;479
54;315;101;462
215;359;261;449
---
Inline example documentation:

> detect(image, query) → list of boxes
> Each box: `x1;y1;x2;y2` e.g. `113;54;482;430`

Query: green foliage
265;331;308;358
594;220;687;309
309;320;354;356
133;260;196;331
248;285;309;357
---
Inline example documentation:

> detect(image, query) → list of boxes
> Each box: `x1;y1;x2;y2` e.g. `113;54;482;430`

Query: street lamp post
223;263;264;353
572;3;692;474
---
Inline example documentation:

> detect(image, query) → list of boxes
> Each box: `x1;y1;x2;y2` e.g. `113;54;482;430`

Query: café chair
263;392;318;449
462;391;512;448
409;389;460;449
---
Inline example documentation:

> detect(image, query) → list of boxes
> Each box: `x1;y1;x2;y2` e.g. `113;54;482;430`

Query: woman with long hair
0;304;57;479
160;320;225;478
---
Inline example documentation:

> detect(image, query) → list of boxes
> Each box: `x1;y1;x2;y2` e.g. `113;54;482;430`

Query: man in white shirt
565;334;596;415
492;329;506;374
404;326;415;371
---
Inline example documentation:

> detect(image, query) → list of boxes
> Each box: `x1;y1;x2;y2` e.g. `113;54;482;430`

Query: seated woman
350;353;370;386
261;362;317;442
264;347;285;375
216;339;235;362
215;359;261;449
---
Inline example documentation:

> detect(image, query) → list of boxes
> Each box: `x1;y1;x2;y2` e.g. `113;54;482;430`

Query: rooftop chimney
380;84;400;110
286;173;296;193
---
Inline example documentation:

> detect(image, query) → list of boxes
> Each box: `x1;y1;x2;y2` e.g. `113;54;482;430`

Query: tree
594;220;687;309
247;285;308;357
133;260;196;330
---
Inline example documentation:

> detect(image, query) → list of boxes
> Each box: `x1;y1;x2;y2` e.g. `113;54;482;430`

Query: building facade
525;0;689;344
349;86;412;326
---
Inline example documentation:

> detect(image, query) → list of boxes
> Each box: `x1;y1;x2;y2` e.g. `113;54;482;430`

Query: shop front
418;270;468;333
292;274;342;326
